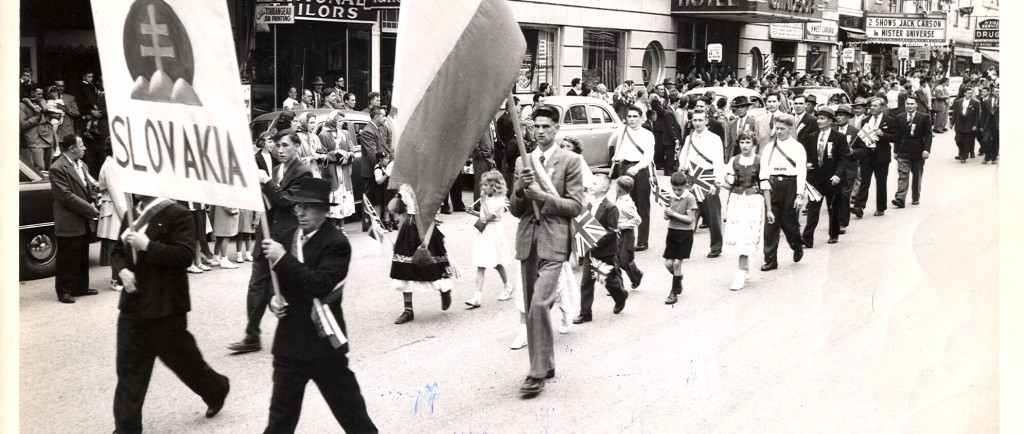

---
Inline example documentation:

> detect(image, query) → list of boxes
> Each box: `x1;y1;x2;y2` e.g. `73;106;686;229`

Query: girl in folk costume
293;112;324;177
719;132;774;291
316;110;357;227
464;170;512;308
390;184;455;325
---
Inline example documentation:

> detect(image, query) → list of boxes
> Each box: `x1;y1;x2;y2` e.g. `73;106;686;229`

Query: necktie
295;233;309;263
736;117;743;136
907;113;912;124
818;133;827;165
769;113;775;130
539;155;546;167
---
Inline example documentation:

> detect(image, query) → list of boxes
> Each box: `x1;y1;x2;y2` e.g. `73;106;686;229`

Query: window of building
642;41;665;87
517;26;558;93
676;21;710;78
583;29;624;91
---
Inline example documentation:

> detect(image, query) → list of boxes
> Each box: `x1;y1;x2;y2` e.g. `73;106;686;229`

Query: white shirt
283;97;298;110
758;136;807;190
679;128;725;184
609;126;654;168
293;228;318;263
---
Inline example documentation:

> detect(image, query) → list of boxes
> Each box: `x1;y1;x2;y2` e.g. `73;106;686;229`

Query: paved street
19;131;998;433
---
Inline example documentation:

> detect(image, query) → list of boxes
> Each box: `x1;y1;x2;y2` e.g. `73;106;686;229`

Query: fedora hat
835;104;854;117
311;76;325;85
731;96;753;107
284;177;337;206
815;106;836;120
852;97;868;107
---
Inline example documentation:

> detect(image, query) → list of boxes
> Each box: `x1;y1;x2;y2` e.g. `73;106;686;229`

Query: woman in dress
316;111;357;228
719;132;774;291
96;140;127;291
390;185;454;325
294;112;324;177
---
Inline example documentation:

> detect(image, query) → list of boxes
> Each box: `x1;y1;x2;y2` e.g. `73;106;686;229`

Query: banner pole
123;193;137;263
260;213;283;300
505;92;543;219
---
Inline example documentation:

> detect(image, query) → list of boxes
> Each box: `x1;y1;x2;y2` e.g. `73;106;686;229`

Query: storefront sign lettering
676;0;741;7
275;0;378;22
255;4;294;24
768;0;816;15
975;19;998;48
673;0;821;18
865;15;945;44
770;22;804;40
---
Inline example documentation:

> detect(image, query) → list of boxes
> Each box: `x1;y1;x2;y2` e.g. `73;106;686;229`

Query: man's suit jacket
50;155;97;237
914;88;931;112
262;159;313;241
980;97;999;131
894;111;933;160
861;113;899;164
588;197;619;259
801;129;850;191
271;223;351;359
834;124;867;180
951;97;981;133
510;147;585;262
358;122;386;178
793;112;819;142
727;115;758;158
57;94;79;141
111;201;195;319
755;110;781;149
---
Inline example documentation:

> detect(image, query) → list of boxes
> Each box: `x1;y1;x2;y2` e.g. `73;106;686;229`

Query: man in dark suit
228;130;312;353
791;95;819;143
832;104;867;230
50;134;99;303
854;97;899;217
980;86;999;164
75;71;103;136
801;107;849;246
951;87;981;163
510;106;584;397
892;96;933;208
575;175;625;324
260;177;377;433
359;107;391;224
111;196;230;433
726;96;757;160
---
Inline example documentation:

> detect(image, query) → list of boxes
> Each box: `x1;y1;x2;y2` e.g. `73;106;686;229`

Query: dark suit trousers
617;229;641;285
895;158;924;203
244;240;273;341
621;162;651;245
803;184;842;243
699;192;723;253
855;157;888;212
839;163;859;227
265;354;377;434
55;235;89;298
442;174;466;211
520;241;563;380
579;254;626;316
115;314;229;434
984;129;999;161
955;132;974;160
763;177;802;264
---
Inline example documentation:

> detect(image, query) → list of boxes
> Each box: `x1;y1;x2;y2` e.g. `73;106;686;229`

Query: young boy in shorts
664;172;698;305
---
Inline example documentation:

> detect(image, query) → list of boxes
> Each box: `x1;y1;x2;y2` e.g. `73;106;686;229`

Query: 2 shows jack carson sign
91;0;263;211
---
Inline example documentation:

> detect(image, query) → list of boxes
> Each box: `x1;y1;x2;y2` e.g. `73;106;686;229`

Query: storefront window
517;27;557;93
807;45;828;73
583;29;623;90
642;41;665;87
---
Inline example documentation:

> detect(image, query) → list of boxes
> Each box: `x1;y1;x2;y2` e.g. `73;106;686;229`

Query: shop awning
980;49;999;63
839;26;865;35
953;46;975;57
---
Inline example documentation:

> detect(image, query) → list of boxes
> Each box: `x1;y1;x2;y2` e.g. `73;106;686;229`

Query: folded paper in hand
311;279;348;349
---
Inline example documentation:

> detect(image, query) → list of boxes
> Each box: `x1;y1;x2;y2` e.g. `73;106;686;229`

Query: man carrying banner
609;105;654;251
111;195;230;433
678;110;726;258
260;177;377;433
228;131;313;354
510;106;584;397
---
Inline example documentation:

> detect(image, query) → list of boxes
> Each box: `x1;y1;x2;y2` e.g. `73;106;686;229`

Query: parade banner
388;0;526;239
91;0;263;211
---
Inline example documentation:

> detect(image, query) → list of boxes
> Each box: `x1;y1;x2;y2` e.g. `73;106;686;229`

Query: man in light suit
951;87;981;162
359;108;391;226
227;130;313;353
892;96;933;207
726;96;758;160
756;91;783;148
510;105;584;397
50;134;99;303
53;79;79;142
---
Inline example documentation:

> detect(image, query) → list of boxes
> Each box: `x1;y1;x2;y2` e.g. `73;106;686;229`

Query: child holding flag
465;170;512;308
663;172;698;305
574;175;627;324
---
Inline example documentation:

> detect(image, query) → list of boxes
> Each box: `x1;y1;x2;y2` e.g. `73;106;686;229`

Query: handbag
473;198;489;232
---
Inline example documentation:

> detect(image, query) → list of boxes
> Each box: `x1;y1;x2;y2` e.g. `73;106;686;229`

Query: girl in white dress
465;170;512;308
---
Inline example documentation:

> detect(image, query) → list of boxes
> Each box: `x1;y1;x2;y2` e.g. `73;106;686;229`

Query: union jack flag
648;165;676;209
685;161;716;202
572;206;607;257
363;193;393;251
588;256;615;284
803;182;823;202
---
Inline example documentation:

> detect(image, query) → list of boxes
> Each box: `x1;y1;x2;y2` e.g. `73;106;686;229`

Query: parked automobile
790;86;851;109
682;87;768;119
19;158;57;280
250;109;371;201
537;96;623;172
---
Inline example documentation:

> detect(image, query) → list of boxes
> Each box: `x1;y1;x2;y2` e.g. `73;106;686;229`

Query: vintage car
682;87;768;119
536;96;623;172
19;158;57;280
790;86;851;109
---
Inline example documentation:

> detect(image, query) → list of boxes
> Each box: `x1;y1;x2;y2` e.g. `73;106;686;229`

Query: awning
839;27;867;40
953;46;975;57
839;26;865;35
980;49;999;63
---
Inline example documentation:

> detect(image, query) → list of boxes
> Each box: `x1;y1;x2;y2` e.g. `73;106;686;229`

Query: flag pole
123;193;137;263
260;213;283;300
505;92;542;218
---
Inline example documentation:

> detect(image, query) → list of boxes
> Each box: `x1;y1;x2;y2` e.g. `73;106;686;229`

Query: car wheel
20;229;57;280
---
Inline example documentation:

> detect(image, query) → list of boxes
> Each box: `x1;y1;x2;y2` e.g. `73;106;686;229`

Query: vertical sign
707;43;723;63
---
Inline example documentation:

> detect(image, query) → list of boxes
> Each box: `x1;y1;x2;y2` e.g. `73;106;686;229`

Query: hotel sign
672;0;823;21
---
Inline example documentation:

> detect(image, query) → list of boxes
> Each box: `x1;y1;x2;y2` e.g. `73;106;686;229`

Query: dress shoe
612;297;627;314
664;292;678;305
760;262;778;271
58;294;76;304
631;270;644;289
546;369;555;379
891;199;905;208
699;222;709;229
852;207;864;218
226;339;261;353
205;377;229;418
440;207;452;215
572;314;592;324
970;152;976;159
911;200;920;205
78;288;99;296
982;160;989;165
793;247;804;263
453;207;467;213
707;251;721;258
827;237;838;244
440;291;452;311
803;241;813;249
634;243;648;252
394;309;415;324
873;210;885;216
519;376;546;397
960;159;966;164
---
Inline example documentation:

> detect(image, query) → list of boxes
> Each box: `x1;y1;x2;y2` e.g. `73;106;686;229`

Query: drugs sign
92;0;263;211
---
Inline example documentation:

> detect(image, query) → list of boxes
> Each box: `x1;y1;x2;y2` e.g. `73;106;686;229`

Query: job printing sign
91;0;263;211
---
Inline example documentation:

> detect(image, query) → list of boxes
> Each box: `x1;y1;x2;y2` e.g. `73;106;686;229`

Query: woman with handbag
464;170;512;309
317;111;357;228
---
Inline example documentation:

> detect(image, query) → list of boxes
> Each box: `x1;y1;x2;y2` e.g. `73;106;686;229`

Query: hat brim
835;110;853;117
815;112;836;120
732;102;752;107
283;194;337;207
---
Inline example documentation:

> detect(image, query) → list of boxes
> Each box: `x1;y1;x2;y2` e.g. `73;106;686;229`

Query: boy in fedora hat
260;177;378;433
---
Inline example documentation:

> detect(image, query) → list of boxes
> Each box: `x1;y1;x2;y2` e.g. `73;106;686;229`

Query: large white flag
91;0;263;210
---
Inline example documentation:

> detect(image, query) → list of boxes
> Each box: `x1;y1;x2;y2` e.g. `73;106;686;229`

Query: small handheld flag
571;207;607;258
